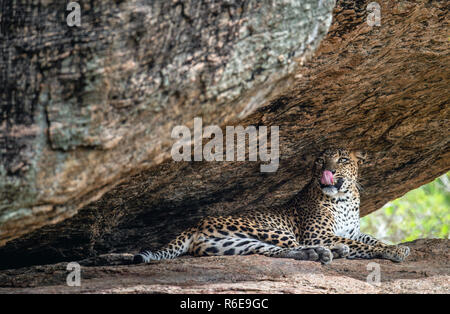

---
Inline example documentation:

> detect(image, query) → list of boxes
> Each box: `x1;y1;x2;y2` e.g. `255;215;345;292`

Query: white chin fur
322;186;338;196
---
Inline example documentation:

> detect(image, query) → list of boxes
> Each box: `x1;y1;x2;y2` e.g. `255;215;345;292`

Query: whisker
355;180;363;192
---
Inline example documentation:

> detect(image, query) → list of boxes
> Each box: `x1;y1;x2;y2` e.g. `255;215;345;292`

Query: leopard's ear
352;151;367;165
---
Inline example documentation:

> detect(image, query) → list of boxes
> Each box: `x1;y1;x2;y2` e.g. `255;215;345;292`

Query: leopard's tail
133;227;196;263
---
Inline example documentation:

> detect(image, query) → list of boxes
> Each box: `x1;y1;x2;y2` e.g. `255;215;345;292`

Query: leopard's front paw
330;243;350;259
312;246;333;265
289;246;333;264
383;245;410;262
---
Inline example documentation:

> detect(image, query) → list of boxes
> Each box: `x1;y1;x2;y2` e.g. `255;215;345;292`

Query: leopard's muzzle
319;170;344;196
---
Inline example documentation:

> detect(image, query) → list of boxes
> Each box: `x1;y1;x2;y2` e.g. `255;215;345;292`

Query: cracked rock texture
0;239;448;294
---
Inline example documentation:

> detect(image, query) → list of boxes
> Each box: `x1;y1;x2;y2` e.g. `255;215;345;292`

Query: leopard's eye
316;158;324;164
338;157;349;163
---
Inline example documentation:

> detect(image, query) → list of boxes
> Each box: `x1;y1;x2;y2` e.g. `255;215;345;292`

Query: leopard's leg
133;227;196;263
353;232;410;259
353;232;388;247
304;234;409;262
190;235;333;264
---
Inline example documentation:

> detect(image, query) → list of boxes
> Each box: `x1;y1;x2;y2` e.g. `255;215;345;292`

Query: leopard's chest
330;199;360;239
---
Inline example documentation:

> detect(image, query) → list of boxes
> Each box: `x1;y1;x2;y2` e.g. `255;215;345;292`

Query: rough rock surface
0;1;449;269
0;239;448;294
0;0;335;246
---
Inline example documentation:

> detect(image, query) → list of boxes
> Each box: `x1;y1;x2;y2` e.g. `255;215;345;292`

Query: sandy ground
0;239;448;294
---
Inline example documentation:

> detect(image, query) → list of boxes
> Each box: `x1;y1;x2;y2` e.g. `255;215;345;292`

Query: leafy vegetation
360;172;450;244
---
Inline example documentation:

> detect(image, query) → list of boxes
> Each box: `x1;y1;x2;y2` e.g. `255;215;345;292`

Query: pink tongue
321;170;334;185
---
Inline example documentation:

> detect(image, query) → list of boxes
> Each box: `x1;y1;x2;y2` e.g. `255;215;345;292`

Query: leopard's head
313;148;366;197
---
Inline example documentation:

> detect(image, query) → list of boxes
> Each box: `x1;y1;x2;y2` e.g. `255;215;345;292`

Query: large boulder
0;0;335;246
0;0;448;269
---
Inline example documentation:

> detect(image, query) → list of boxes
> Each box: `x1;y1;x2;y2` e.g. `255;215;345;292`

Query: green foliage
360;172;450;244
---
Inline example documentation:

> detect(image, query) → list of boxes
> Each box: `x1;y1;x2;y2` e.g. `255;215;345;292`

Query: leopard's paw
330;243;350;259
289;246;333;264
314;246;333;265
383;245;410;263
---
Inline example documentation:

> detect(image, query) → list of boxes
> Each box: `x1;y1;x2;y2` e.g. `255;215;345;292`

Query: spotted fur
134;148;410;264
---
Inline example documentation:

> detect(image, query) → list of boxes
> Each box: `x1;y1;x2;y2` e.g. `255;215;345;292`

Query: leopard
133;148;410;265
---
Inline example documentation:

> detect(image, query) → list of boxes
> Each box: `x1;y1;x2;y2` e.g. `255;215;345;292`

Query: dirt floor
0;239;448;294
